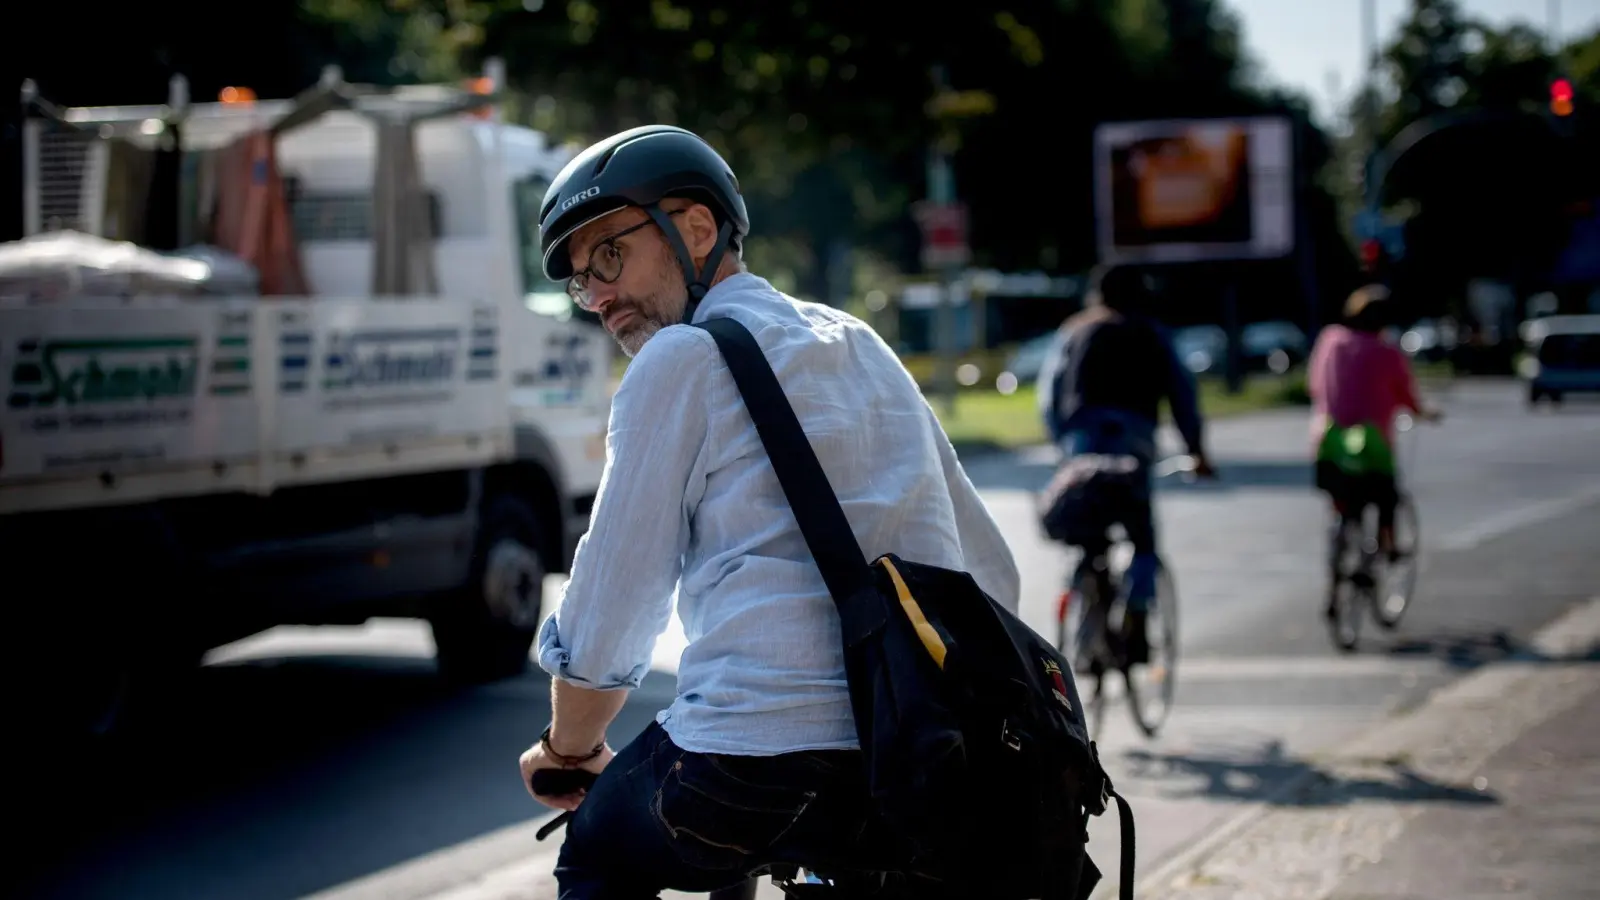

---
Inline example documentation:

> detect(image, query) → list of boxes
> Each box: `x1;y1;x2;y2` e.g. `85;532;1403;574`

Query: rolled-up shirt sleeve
536;328;713;690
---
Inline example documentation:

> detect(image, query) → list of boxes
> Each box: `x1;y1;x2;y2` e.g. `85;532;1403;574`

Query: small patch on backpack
1041;658;1074;712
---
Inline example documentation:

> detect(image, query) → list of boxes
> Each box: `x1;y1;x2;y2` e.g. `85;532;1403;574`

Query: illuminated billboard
1094;116;1294;264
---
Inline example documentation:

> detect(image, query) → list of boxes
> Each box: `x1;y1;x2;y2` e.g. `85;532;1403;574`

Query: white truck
2;64;612;741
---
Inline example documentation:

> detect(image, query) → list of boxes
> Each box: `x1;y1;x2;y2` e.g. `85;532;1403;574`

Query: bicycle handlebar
1154;454;1219;482
530;768;599;841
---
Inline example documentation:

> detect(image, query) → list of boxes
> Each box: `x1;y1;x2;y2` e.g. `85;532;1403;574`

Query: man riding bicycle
515;125;1020;900
1308;284;1442;610
1038;264;1214;665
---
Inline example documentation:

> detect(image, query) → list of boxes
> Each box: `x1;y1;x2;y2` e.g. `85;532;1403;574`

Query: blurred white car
993;331;1060;391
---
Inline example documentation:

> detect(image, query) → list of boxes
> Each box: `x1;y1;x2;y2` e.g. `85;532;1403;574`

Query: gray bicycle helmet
539;125;749;309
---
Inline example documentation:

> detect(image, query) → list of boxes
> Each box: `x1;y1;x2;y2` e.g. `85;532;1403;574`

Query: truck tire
431;496;545;685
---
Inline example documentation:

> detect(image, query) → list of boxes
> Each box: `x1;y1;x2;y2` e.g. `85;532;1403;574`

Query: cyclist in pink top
1308;285;1442;563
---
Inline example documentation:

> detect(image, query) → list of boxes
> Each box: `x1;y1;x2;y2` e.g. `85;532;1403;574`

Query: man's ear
681;203;721;266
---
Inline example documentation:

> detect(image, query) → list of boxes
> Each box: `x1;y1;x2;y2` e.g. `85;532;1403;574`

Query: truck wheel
432;496;545;685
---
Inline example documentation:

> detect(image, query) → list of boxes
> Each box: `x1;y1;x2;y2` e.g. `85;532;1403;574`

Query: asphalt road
14;379;1600;900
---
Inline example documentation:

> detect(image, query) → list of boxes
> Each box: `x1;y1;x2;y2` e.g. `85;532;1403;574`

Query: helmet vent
592;144;621;177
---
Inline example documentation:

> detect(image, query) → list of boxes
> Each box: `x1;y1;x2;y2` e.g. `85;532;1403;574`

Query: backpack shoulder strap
692;317;870;603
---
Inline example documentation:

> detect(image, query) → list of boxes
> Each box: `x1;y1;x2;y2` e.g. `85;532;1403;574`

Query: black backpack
693;317;1136;900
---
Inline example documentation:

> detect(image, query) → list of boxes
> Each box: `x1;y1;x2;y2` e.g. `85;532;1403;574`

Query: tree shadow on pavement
1120;739;1501;809
1155;460;1313;493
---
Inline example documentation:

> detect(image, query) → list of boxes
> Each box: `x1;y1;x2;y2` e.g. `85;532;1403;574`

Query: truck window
286;178;443;241
512;174;579;317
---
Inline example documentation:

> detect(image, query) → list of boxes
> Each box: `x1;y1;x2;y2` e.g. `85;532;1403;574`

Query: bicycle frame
1060;537;1135;739
1067;549;1121;669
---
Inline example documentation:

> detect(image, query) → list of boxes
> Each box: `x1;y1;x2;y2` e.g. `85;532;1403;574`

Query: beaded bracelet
540;725;605;765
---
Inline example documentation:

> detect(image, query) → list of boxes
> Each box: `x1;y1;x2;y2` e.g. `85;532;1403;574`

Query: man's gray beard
615;318;664;358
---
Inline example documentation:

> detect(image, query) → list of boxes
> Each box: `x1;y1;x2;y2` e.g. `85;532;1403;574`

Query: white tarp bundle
0;230;260;303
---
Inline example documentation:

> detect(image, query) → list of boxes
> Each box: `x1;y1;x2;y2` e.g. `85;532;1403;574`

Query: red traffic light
1360;238;1383;271
1552;78;1574;102
1551;78;1575;116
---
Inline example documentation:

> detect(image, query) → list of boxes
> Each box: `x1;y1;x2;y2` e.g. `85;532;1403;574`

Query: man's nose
586;280;620;313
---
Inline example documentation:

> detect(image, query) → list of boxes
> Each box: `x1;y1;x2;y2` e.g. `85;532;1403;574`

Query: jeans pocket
651;751;819;871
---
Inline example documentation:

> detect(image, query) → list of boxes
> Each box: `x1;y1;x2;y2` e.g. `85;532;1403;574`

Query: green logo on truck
6;338;200;408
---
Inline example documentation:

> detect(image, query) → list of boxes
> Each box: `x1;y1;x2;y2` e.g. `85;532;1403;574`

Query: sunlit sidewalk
1122;598;1600;900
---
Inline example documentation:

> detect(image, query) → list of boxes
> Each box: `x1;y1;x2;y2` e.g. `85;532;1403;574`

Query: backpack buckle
1001;720;1023;751
1085;741;1111;816
1081;774;1110;817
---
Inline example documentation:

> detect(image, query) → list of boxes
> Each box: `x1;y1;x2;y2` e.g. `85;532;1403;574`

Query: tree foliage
285;0;1333;289
1328;0;1600;310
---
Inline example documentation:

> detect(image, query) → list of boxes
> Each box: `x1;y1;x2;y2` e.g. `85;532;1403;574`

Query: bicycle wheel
1057;569;1110;741
1087;667;1109;743
1055;584;1088;674
1123;563;1178;738
1374;493;1420;630
1326;514;1365;652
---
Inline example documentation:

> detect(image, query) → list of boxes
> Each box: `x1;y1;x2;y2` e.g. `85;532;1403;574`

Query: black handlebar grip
531;768;599;796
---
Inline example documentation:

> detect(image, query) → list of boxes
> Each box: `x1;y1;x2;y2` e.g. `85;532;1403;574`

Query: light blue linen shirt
537;273;1020;755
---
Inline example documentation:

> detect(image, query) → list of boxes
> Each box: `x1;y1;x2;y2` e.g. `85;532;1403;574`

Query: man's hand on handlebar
520;737;615;812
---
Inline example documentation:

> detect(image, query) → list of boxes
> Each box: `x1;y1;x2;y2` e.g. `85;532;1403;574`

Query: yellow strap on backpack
877;557;948;669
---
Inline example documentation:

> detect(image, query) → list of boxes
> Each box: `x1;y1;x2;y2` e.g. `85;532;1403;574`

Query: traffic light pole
1222;282;1243;395
1360;0;1379;211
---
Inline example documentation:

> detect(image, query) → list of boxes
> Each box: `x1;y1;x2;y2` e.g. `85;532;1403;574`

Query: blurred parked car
994;331;1059;393
1522;314;1600;406
1171;324;1226;375
1397;317;1455;362
1241;320;1308;374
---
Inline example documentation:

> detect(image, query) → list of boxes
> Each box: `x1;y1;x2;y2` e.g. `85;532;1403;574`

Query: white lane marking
1435;480;1600;552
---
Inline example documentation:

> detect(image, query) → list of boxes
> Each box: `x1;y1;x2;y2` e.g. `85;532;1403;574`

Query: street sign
912;200;971;270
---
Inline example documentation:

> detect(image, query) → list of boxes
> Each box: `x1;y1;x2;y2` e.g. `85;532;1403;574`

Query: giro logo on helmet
561;186;601;212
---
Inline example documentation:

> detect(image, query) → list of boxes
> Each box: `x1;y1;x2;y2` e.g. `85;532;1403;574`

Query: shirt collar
689;272;775;325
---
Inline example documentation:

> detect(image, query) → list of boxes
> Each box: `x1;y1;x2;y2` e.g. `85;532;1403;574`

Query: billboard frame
1093;115;1295;266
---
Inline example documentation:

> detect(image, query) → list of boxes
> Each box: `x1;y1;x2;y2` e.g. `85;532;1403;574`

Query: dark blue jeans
554;721;875;900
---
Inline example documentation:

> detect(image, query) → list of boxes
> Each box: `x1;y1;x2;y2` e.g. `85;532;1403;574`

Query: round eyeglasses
566;210;685;311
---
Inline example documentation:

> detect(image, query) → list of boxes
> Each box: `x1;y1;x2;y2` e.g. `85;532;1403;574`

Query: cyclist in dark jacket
1038;264;1214;662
